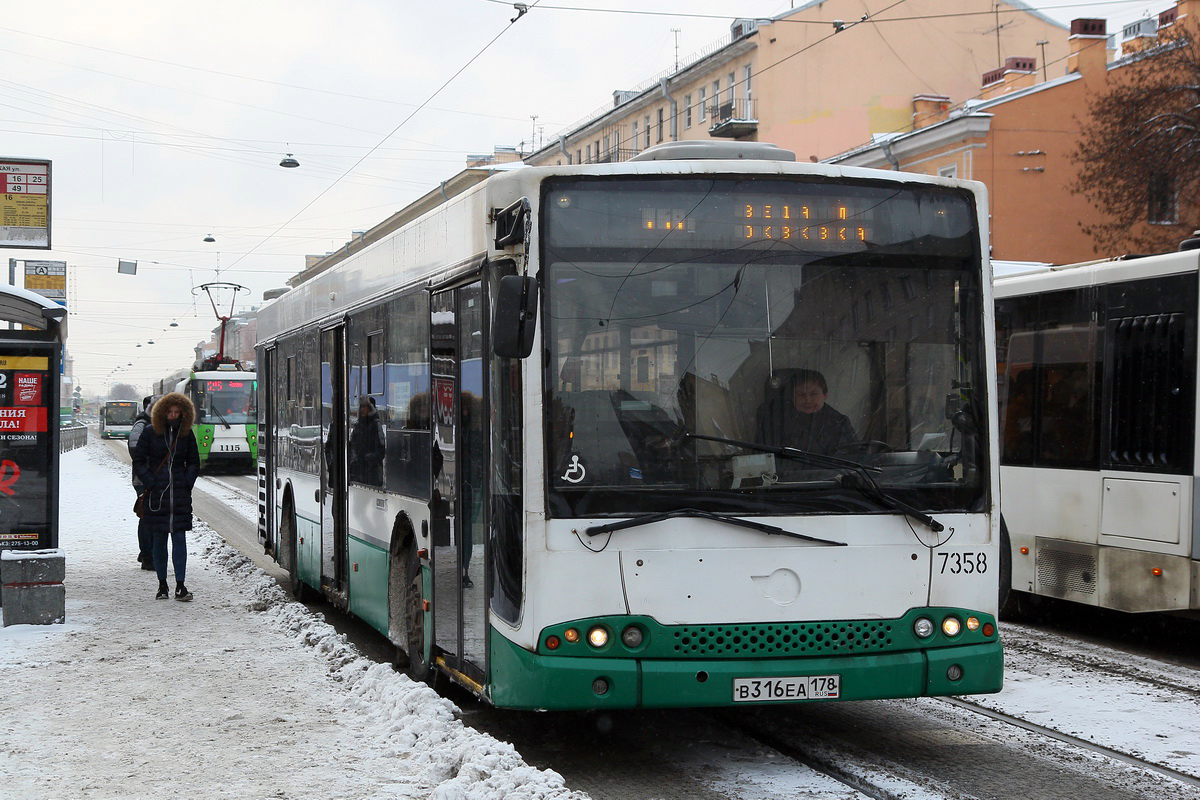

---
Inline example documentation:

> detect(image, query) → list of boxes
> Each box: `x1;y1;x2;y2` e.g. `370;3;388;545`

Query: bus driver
756;369;856;456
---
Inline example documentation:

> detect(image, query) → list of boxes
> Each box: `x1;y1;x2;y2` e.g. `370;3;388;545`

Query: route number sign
0;159;51;249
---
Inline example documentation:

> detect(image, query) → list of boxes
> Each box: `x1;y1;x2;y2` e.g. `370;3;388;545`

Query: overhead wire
0;24;549;127
223;2;543;271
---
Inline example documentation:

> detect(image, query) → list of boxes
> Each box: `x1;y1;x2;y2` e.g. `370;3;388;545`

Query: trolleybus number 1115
732;675;841;702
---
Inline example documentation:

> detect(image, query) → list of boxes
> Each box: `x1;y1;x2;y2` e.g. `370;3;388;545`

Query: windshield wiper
585;508;845;546
836;472;944;533
209;405;232;430
685;433;943;533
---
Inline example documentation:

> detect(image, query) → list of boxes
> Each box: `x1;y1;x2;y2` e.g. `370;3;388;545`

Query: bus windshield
103;403;137;426
193;379;256;425
542;176;988;518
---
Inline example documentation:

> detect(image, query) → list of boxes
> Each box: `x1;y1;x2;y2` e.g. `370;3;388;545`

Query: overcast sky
0;0;1158;396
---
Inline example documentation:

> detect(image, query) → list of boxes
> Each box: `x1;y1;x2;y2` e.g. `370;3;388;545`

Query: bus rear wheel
403;544;437;686
282;500;316;603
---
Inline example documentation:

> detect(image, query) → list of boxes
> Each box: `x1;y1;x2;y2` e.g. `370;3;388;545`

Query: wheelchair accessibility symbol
561;455;586;484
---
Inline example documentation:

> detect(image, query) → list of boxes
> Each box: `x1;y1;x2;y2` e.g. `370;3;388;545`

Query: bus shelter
0;283;65;552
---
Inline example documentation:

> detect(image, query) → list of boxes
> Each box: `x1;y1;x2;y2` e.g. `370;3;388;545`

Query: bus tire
403;543;437;687
998;516;1017;620
281;497;316;603
388;514;415;670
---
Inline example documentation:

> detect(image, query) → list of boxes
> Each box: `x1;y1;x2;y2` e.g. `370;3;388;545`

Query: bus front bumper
488;631;1002;710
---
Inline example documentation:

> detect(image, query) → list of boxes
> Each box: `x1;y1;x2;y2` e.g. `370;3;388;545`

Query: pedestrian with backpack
128;396;154;570
132;391;200;601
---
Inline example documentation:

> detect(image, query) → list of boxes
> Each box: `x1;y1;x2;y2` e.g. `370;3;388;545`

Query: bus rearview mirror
493;275;538;359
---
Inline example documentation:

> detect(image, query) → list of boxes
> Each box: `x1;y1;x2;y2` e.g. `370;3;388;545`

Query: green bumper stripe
535;607;998;660
487;609;1004;710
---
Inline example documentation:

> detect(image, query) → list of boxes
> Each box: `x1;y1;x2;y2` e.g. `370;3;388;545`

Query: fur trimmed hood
151;391;195;437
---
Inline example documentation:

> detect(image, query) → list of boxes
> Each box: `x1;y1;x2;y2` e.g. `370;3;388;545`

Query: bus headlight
941;616;962;637
587;626;609;648
914;617;934;638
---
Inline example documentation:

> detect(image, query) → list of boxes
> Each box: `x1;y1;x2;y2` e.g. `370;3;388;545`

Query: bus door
320;324;349;601
430;282;487;676
430;289;462;667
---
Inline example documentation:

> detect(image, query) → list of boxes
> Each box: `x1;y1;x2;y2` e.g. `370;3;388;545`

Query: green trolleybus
155;365;258;472
255;141;1004;710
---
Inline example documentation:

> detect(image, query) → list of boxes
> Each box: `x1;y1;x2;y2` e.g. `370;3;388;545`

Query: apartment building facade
525;0;1069;167
831;1;1200;264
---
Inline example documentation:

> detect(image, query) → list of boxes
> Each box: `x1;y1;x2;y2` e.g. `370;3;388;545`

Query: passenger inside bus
755;369;857;459
348;396;386;486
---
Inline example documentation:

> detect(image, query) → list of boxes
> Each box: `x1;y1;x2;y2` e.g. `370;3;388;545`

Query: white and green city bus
155;363;258;472
255;141;1003;710
100;400;138;439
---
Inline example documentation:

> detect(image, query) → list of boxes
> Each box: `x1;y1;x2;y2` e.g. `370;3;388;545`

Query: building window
684;94;692;128
743;65;752;103
585;143;592;162
657;108;664;142
727;72;735;103
698;87;707;121
712;80;720;111
603;135;610;159
1149;172;1178;224
938;164;958;179
632;121;639;153
644;116;651;148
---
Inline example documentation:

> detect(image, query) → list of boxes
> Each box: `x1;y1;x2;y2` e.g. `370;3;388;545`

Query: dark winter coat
348;405;385;485
133;392;200;535
756;399;857;456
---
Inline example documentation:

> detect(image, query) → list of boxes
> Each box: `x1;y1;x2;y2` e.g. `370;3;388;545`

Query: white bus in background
995;247;1200;615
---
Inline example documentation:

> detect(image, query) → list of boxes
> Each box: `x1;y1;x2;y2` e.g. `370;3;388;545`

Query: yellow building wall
528;0;1070;166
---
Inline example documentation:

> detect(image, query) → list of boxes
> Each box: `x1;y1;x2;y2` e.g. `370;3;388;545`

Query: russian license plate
732;674;840;702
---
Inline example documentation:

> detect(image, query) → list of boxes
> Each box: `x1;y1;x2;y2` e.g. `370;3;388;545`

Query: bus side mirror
493;274;538;359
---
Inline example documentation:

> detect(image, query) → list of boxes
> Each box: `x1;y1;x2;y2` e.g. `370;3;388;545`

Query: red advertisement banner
0;406;47;432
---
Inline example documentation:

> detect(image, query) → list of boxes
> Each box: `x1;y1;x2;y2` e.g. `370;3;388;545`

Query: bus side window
384;292;432;499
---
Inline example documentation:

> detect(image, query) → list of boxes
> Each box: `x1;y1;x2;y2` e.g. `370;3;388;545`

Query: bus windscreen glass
543;176;987;518
103;403;137;425
194;379;257;425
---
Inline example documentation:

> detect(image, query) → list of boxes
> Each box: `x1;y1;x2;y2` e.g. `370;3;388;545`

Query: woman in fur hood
133;391;201;601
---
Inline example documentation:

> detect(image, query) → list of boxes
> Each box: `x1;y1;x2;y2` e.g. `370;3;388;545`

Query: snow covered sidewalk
0;441;586;800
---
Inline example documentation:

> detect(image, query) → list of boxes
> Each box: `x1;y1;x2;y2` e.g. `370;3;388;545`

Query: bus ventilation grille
672;622;895;657
1037;546;1098;596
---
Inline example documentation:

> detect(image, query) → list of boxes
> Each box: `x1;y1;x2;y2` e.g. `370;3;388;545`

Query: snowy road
6;439;1199;799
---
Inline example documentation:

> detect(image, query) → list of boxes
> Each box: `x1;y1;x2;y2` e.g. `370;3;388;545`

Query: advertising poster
0;345;55;549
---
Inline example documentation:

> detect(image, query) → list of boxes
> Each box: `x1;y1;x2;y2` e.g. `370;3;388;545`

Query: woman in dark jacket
133;391;201;601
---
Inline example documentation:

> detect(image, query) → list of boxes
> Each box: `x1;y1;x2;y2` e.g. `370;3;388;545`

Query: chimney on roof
1068;18;1108;78
1122;16;1158;54
912;94;951;129
981;57;1038;99
1156;1;1200;43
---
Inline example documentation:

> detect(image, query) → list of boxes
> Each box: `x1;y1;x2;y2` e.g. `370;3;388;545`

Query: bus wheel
998;516;1017;620
282;501;316;603
404;544;437;686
